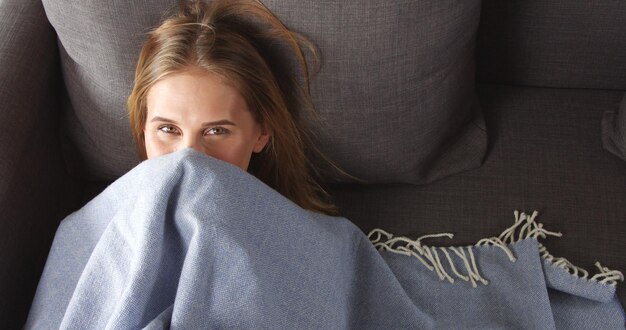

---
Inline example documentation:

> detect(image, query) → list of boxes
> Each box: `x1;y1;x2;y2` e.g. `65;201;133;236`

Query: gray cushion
477;0;626;90
43;0;487;184
602;93;626;162
41;0;167;179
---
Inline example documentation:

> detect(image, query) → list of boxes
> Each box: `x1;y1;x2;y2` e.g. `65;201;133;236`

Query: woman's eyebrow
150;116;178;124
150;116;236;126
201;119;236;127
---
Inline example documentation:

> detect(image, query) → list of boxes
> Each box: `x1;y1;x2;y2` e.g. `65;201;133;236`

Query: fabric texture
26;149;624;329
476;0;626;90
602;93;626;162
42;0;487;184
330;84;626;305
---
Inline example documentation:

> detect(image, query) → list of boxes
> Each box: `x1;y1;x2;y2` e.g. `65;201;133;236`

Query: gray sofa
1;0;625;327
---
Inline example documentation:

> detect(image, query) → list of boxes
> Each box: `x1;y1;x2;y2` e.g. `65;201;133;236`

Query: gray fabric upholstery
331;84;626;304
43;0;487;184
476;0;626;90
0;0;69;328
267;1;487;184
41;0;166;179
602;93;626;162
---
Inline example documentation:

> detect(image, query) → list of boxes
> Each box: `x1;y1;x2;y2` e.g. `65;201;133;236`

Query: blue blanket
26;149;624;329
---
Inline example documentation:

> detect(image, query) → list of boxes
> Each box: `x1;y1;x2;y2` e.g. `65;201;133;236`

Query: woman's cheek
199;139;236;166
145;133;171;159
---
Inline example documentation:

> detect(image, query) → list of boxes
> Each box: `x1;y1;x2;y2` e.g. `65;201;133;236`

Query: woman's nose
181;135;204;153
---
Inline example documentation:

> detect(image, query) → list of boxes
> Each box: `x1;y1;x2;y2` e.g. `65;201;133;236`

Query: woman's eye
206;127;230;135
158;125;179;134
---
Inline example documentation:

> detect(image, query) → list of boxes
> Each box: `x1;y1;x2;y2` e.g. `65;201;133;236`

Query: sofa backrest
476;0;626;90
44;0;488;184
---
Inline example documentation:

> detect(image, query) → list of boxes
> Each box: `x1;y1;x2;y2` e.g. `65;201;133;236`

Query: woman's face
144;69;270;170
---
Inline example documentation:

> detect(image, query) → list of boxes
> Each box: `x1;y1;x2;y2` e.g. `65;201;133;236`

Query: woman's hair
128;0;343;215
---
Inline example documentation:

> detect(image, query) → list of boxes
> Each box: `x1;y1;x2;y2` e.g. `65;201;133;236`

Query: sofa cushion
43;0;487;184
602;93;626;162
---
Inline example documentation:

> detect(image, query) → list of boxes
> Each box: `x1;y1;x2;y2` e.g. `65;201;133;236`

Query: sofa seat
330;83;626;304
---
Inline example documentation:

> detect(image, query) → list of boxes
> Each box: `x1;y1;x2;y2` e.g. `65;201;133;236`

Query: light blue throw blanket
26;149;624;329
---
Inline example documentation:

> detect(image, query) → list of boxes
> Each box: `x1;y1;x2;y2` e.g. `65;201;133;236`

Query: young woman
127;0;351;216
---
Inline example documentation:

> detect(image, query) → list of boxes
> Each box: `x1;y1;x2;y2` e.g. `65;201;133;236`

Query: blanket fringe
368;210;624;288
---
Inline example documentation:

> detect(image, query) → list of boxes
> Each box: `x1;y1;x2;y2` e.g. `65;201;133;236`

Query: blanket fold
26;149;624;329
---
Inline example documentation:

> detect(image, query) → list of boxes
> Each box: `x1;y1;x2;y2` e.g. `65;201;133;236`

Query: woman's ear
253;129;271;153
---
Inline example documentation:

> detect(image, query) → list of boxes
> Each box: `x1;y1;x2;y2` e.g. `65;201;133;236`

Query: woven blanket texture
26;149;625;329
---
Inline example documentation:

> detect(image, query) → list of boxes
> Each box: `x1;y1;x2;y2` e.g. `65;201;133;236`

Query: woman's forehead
147;70;250;121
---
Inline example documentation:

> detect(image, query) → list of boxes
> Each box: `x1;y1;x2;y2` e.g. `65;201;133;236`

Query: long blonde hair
128;0;342;215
